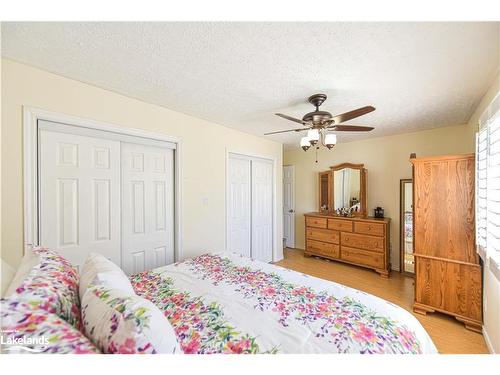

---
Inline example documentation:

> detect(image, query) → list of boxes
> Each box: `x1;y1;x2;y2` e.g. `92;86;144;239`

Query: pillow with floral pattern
0;298;100;354
10;247;81;329
81;284;181;354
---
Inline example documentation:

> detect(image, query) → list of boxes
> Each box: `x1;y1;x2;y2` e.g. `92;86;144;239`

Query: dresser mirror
318;171;331;211
318;163;367;216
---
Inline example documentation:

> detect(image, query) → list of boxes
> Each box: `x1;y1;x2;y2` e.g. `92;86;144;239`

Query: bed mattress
130;252;437;354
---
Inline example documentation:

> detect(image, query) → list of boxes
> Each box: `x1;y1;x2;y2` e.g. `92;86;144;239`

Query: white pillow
81;285;181;354
1;259;16;297
79;253;134;300
4;248;41;297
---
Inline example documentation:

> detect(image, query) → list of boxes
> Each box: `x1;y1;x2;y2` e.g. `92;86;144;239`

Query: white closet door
39;129;121;268
121;142;174;275
251;159;273;262
283;165;295;248
227;156;251;257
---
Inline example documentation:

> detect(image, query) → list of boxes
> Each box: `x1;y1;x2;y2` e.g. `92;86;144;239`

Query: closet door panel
227;156;252;257
39;129;121;268
121;142;174;275
251;160;273;262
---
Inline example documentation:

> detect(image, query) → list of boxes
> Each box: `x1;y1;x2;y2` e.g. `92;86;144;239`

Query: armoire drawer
328;219;353;232
306;216;328;229
306;239;340;258
306;227;339;244
341;232;384;252
354;222;385;237
341;246;384;269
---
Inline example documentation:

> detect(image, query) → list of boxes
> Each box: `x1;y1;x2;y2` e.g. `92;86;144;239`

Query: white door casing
227;156;252;258
251;159;273;262
39;129;121;268
283;165;295;248
121;142;175;275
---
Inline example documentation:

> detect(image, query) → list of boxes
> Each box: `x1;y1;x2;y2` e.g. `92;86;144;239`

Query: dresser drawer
306;227;340;244
328;218;353;232
354;222;385;237
307;239;340;258
306;216;328;229
341;246;384;269
341;232;384;252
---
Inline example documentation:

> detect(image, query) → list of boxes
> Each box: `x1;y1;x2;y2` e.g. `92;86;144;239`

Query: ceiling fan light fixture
324;133;337;149
307;129;319;145
300;136;311;151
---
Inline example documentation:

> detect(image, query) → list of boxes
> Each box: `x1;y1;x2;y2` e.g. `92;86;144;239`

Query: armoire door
121;142;175;275
227;156;252;258
39;129;121;268
251;159;273;262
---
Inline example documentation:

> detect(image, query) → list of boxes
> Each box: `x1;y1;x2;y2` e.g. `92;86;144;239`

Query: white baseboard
483;326;496;354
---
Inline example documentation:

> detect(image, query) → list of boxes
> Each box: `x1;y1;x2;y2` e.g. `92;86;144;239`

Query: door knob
289;209;295;213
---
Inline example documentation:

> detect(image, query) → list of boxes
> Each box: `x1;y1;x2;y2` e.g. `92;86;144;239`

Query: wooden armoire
411;154;482;332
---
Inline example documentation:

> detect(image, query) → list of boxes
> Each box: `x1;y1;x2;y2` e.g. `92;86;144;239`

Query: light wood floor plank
275;248;489;354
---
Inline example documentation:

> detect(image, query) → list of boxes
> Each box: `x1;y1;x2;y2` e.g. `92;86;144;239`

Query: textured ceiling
2;22;499;147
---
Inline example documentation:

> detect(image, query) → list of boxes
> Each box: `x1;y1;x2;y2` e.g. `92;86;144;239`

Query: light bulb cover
300;136;310;151
307;129;319;145
324;133;337;148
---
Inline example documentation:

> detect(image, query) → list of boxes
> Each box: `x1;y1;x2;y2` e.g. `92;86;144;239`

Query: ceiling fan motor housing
303;94;333;123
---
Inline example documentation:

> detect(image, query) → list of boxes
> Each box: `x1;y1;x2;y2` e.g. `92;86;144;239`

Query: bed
130;252;437;354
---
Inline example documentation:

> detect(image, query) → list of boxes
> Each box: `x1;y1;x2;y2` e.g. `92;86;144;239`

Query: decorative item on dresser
304;213;391;278
411;154;482;332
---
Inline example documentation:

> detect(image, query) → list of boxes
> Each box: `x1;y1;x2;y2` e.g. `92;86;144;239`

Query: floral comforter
130;253;437;354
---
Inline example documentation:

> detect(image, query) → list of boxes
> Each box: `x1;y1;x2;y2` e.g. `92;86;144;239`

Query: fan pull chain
315;146;319;163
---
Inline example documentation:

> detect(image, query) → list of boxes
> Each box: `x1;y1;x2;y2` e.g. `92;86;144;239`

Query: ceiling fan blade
331;106;375;124
328;125;374;132
264;128;308;135
275;113;306;125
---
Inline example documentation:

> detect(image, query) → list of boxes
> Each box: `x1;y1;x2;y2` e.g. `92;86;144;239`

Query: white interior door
251;159;273;262
227;156;252;257
283;165;295;248
39;128;121;268
121;142;174;275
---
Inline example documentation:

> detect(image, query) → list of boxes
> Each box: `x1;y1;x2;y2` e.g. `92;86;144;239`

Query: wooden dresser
304;213;391;277
411;154;482;332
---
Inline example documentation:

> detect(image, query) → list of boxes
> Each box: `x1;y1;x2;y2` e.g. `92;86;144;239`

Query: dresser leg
455;317;483;333
376;269;390;278
304;252;312;258
413;303;435;316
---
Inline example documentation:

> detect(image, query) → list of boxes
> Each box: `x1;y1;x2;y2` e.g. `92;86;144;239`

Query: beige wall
0;59;283;267
469;69;500;354
284;124;474;270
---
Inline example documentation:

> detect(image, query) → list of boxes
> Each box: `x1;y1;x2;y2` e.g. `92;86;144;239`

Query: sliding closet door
121;142;174;275
39;129;121;267
251;159;273;262
227;156;252;257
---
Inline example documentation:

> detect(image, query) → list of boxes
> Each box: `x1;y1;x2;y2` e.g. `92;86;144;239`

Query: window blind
476;127;488;256
477;91;500;279
487;111;500;266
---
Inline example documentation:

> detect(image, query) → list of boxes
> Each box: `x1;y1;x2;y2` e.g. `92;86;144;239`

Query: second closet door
227;156;252;258
227;154;273;262
251;159;273;263
121;142;175;275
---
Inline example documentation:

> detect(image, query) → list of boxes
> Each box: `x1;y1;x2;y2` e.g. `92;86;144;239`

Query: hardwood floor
275;248;489;354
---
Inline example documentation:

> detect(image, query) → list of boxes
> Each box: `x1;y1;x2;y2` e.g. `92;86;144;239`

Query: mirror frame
318;171;332;212
399;178;414;276
326;163;367;216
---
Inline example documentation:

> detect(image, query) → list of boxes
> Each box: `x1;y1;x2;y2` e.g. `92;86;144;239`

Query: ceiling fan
265;93;375;151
